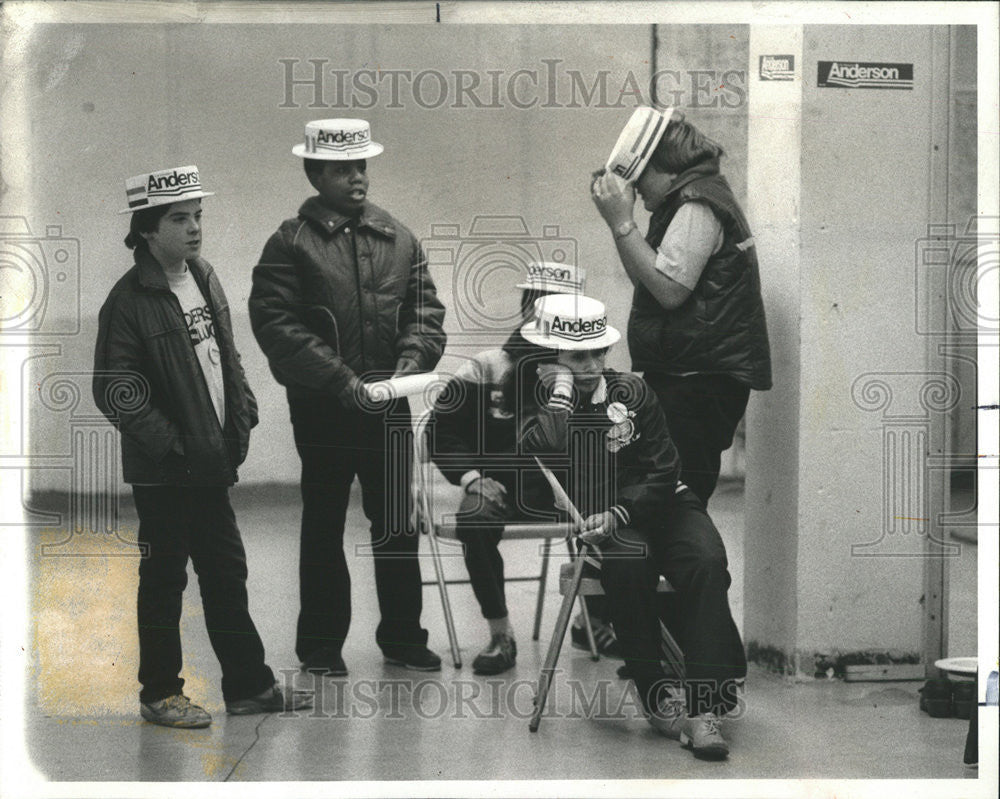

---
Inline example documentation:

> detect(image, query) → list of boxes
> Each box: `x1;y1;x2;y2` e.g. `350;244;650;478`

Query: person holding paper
249;119;447;675
519;293;747;760
94;166;312;728
428;263;613;675
592;108;771;508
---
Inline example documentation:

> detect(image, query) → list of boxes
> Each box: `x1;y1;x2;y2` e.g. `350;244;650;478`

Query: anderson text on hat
278;59;746;110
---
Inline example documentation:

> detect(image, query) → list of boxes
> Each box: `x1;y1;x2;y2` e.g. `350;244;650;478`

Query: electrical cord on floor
223;712;271;781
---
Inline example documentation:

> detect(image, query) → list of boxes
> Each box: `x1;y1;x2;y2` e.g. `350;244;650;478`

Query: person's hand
579;511;616;547
337;376;364;411
394;356;421;377
466;476;508;506
591;171;636;228
537;362;575;395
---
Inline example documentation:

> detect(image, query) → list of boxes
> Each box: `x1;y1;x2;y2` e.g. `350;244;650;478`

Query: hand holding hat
591;171;636;228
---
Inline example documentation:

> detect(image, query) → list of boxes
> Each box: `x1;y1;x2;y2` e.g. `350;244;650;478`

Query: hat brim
118;190;214;215
515;280;586;293
520;321;621;351
291;142;384;160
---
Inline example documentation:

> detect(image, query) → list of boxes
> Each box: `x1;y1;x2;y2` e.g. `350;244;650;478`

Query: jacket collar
298;195;397;239
135;247;209;292
663;157;721;201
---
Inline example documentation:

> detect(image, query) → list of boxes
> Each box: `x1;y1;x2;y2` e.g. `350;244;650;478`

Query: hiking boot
570;616;622;658
383;645;442;672
140;694;212;729
646;690;686;740
472;633;517;675
225;683;314;715
680;713;730;760
301;648;348;677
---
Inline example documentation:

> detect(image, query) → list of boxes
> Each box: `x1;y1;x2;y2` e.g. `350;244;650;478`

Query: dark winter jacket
93;251;258;486
248;197;446;399
520;369;687;533
628;158;772;390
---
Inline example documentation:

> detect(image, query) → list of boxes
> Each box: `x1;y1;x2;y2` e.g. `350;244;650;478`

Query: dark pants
289;395;427;661
599;490;747;716
133;485;274;704
453;473;553;621
643;373;750;507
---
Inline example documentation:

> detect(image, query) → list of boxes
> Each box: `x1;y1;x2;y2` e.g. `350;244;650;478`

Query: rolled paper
363;372;442;402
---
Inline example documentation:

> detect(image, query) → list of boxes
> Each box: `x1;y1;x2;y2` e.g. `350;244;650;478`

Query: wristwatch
613;220;638;240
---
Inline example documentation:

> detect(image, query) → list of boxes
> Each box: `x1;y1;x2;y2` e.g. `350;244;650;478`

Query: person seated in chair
519;293;747;760
428;262;623;675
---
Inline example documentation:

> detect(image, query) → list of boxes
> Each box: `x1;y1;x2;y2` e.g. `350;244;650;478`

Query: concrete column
744;26;958;675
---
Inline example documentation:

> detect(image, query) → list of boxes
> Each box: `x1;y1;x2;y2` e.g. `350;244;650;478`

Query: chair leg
659;620;685;680
426;529;462;669
532;539;552;641
564;539;599;660
530;548;588;733
578;597;600;662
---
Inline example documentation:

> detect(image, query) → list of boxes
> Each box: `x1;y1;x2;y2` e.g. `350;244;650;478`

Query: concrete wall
9;23;659;491
744;24;975;667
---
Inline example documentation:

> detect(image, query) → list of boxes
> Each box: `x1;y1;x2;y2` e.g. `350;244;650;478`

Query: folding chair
530;542;683;732
412;408;602;668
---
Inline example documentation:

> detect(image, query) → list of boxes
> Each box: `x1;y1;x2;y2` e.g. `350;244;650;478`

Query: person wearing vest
519;294;746;760
592;107;772;507
94;166;312;729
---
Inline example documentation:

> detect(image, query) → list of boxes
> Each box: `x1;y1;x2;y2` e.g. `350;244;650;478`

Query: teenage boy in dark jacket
94;166;311;728
249;119;447;675
520;293;747;761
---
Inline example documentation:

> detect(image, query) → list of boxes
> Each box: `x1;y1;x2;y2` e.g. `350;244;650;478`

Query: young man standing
519;293;747;760
94;166;312;728
250;120;447;676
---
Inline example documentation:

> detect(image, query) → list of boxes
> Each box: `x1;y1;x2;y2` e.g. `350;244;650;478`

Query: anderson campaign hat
604;106;674;183
118;165;214;214
516;261;587;294
292;118;385;160
521;293;621;351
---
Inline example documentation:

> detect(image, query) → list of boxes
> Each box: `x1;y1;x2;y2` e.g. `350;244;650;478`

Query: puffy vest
627;159;772;390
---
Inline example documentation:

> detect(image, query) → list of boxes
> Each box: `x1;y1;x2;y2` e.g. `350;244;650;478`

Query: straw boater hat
118;165;213;214
604;106;674;183
292;118;384;160
516;261;587;294
520;293;621;351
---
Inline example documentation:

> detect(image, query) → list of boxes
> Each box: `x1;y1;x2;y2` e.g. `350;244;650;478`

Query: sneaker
472;633;517;675
570;616;622;658
646;690;686;740
225;683;315;715
301;648;348;677
383;645;442;672
140;694;212;729
680;712;729;760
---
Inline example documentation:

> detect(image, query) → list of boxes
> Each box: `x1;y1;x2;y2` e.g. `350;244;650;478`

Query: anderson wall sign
817;61;914;90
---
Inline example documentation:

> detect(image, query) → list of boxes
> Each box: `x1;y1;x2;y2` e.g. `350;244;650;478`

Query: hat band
620;112;666;181
541;314;609;342
306;134;372;155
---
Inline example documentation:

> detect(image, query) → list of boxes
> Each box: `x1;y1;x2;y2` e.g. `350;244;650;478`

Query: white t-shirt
653;201;724;291
166;266;226;428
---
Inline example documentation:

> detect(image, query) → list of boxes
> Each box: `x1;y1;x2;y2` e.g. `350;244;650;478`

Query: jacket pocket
302;306;340;354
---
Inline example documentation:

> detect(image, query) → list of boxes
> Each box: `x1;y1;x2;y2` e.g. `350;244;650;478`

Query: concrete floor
22;480;984;785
